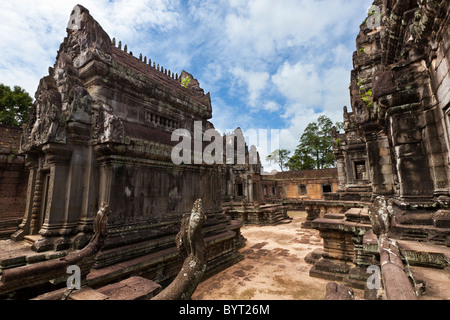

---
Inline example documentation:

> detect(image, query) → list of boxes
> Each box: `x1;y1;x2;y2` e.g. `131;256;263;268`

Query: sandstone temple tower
308;0;450;299
1;5;244;295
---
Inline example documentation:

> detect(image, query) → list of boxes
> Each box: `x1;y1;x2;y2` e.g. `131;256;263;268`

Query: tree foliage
287;115;343;170
0;84;33;127
266;149;291;172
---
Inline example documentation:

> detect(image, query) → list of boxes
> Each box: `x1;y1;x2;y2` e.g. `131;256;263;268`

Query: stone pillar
29;169;44;236
76;145;99;235
58;147;87;237
247;175;253;202
38;144;72;236
98;158;113;209
31;144;72;252
335;154;347;191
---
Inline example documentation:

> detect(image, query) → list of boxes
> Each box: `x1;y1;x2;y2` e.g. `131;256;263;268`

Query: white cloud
230;67;270;107
225;0;366;62
211;97;254;134
270;55;351;124
272;61;323;108
332;43;354;66
322;66;351;117
268;59;351;156
263;101;280;112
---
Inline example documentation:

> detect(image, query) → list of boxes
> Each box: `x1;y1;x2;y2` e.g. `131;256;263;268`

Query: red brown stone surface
0;124;27;239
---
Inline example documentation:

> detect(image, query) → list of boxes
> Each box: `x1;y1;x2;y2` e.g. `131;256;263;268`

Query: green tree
266;149;291;172
286;147;315;171
289;115;343;170
0;84;33;126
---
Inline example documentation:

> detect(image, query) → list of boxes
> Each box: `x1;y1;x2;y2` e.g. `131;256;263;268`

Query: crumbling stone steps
0;240;68;272
69;276;161;300
305;248;323;265
377;228;450;300
265;210;293;225
93;219;236;268
86;246;179;288
390;224;450;246
93;233;182;269
33;276;162;300
398;239;450;269
0;219;21;240
86;229;243;289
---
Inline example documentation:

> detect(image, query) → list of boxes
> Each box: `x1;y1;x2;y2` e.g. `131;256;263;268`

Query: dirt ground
192;211;342;300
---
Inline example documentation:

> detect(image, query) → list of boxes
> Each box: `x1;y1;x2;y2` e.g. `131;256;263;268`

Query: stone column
38;144;72;236
247;175;253;202
31;144;72;252
76;146;99;235
29;169;44;235
335;154;347;191
98;159;113;209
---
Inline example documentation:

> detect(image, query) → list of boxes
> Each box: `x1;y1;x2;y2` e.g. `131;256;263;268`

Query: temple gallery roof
269;168;338;180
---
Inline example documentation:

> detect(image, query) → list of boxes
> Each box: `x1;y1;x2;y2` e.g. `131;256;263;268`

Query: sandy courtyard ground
192;211;336;300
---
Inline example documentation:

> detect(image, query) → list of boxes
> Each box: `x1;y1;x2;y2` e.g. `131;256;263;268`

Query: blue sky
0;0;374;170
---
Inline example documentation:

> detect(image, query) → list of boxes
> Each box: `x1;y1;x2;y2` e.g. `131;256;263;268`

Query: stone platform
0;219;245;299
308;208;377;290
32;276;162;300
222;202;292;226
308;205;450;299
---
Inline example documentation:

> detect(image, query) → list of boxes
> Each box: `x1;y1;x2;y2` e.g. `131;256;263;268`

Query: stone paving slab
398;239;450;268
96;276;161;300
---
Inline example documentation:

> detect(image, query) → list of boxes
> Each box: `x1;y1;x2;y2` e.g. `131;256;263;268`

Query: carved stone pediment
22;76;66;150
67;86;92;125
92;104;124;144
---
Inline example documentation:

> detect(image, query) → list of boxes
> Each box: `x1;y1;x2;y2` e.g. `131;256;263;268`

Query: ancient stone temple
309;0;450;299
0;5;245;297
220;128;291;225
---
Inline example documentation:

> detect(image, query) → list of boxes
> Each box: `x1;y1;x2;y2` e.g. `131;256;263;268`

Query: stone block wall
264;169;339;201
281;179;338;200
0;124;27;238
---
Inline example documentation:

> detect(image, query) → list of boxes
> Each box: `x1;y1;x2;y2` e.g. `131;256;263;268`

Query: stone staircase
0;219;22;240
390;208;450;246
222;202;291;226
67;276;161;300
32;276;162;300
